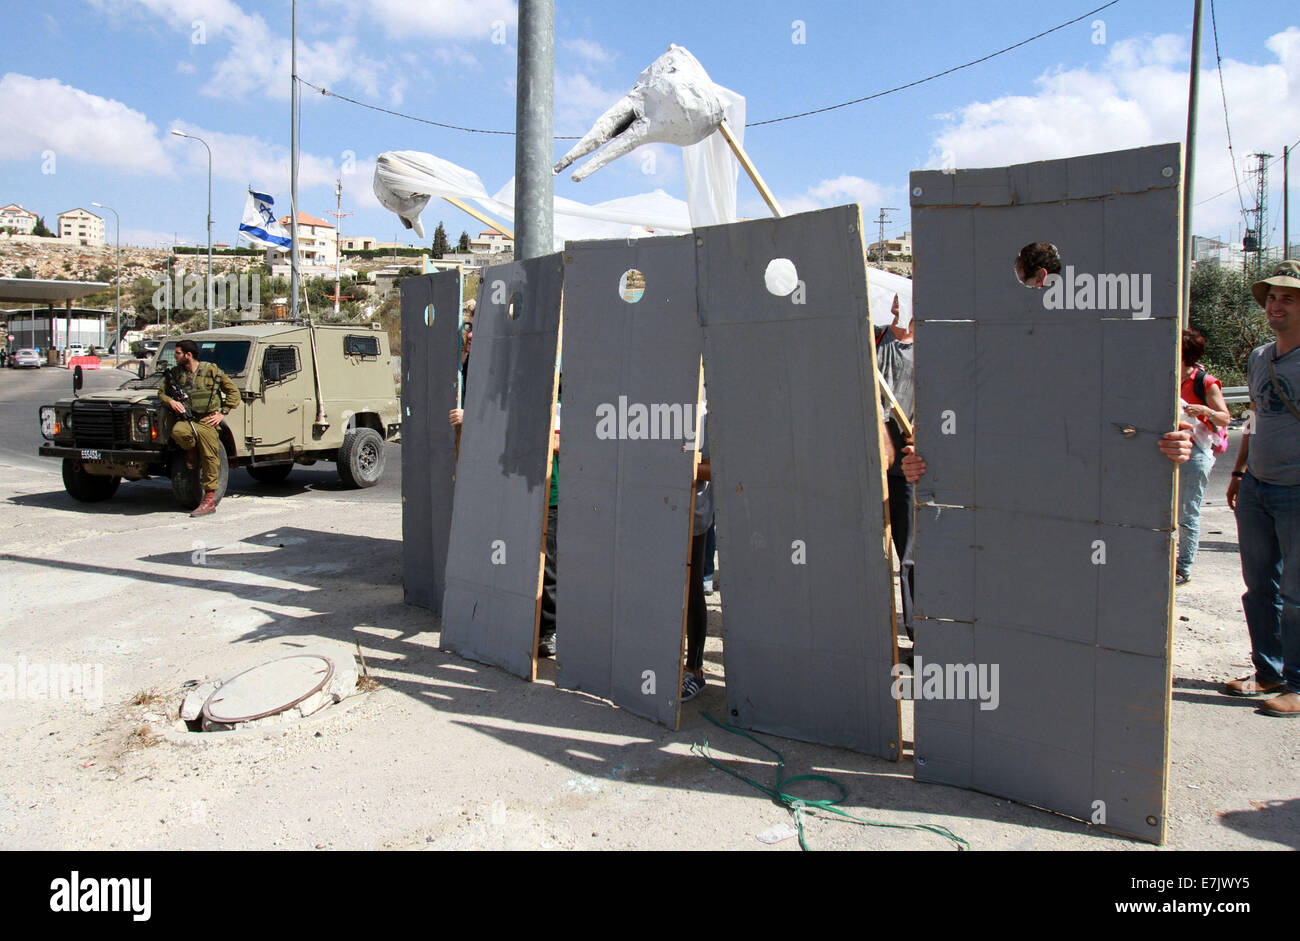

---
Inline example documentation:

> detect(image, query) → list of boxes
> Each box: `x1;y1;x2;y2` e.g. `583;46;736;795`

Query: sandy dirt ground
0;371;1295;851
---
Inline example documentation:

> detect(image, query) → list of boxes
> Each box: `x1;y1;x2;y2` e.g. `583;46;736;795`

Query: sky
2;0;1297;254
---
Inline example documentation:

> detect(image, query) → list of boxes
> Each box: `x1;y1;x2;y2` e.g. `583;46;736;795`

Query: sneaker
681;672;705;702
537;633;556;658
703;575;714;595
1175;572;1190;586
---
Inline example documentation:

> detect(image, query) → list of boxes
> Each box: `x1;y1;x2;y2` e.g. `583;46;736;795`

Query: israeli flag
238;190;292;249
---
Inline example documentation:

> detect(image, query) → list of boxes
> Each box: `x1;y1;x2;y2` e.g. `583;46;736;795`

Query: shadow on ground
2;525;1159;849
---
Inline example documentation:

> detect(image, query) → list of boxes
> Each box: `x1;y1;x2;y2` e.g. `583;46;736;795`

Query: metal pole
290;0;301;318
514;0;554;261
206;141;213;330
93;202;121;364
1285;145;1291;259
1181;0;1203;326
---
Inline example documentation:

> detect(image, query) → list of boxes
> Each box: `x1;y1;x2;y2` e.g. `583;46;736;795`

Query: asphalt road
0;360;402;507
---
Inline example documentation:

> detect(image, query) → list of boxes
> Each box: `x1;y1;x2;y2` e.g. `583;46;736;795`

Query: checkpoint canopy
1;277;112;350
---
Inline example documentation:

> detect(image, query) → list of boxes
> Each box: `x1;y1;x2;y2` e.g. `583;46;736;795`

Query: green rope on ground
691;712;969;851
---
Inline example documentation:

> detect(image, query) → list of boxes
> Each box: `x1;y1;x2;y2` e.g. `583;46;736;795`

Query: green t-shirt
549;451;559;508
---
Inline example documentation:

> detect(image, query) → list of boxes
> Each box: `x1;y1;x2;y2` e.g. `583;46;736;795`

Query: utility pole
1245;152;1271;278
327;175;354;319
289;0;301;320
1285;145;1290;259
514;0;555;261
1181;0;1203;326
874;208;898;267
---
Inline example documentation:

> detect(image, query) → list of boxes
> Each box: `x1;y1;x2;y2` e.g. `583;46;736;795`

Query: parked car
12;348;42;368
66;345;89;358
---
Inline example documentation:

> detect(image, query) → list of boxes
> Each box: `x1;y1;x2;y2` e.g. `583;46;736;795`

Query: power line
747;0;1120;127
1209;0;1247;218
298;0;1121;137
1196;140;1299;207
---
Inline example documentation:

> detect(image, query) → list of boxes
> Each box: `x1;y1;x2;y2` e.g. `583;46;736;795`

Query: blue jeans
1177;445;1215;576
1234;472;1300;692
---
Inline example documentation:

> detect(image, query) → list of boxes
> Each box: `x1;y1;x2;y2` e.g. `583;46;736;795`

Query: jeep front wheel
337;428;385;489
61;459;121;503
170;448;229;510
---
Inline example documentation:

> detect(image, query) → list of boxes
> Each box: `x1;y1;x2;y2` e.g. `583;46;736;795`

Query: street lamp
91;202;120;365
170;128;214;330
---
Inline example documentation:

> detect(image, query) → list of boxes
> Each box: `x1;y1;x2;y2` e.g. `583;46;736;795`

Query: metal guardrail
1223;386;1249;405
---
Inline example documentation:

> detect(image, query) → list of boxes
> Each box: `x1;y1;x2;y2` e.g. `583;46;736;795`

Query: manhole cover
202;654;334;724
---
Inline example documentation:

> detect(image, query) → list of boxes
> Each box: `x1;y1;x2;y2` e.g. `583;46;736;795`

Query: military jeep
38;322;401;509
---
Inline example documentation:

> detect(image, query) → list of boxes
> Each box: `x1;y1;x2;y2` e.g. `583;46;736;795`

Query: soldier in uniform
160;339;240;517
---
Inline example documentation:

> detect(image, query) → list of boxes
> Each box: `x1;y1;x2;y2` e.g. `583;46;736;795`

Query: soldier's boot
190;491;217;517
184;448;198;469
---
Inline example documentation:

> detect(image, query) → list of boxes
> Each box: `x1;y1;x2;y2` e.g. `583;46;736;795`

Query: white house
265;211;343;278
468;229;514;254
57;208;105;245
0;204;38;235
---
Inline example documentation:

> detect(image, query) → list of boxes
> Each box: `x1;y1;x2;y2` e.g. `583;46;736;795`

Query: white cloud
88;0;392;101
775;174;895;215
929;29;1300;235
0;74;172;173
176;60;197;74
554;71;622;133
563;38;614;64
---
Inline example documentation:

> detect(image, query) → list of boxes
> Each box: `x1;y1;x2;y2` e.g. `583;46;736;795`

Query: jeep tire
61;459;121;502
247;463;293;484
337;427;384;489
170;447;229;510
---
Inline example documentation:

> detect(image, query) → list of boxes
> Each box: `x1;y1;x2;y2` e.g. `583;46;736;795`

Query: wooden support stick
717;119;784;219
443;196;515;240
877;369;914;442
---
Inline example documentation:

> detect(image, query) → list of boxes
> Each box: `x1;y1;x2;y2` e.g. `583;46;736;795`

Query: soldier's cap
1251;259;1300;307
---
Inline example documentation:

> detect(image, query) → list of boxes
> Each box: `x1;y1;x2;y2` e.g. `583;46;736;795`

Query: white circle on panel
764;258;798;297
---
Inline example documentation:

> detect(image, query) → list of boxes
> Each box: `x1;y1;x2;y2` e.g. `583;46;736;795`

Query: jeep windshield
156;340;251;376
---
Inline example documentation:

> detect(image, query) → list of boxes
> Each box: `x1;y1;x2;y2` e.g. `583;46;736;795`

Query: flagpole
289;0;301;320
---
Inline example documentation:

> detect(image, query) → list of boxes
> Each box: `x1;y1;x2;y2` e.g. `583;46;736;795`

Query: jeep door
247;342;309;457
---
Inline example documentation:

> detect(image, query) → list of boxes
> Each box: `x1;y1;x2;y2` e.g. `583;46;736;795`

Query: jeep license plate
80;449;102;461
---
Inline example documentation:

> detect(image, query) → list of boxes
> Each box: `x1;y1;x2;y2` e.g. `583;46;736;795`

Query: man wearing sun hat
1223;259;1300;717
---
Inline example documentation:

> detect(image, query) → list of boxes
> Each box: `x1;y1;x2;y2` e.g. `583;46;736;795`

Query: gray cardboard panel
1100;190;1181;319
400;275;433;608
1094;647;1168;769
555;236;700;727
911;208;974;321
696;206;898;757
972;510;1100;646
1064;143;1181;203
911;145;1178;843
911;322;976;508
911;144;1178;210
1099;319;1179;530
913;619;975;787
970;201;1107;324
440;253;563;679
1096;524;1175;657
399;272;463;613
971;323;1102;519
913;504;975;622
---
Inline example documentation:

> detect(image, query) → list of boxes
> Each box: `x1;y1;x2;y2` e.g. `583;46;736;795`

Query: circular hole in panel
1013;241;1062;289
424;304;434;325
618;269;645;304
764;258;798;297
507;291;522;320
